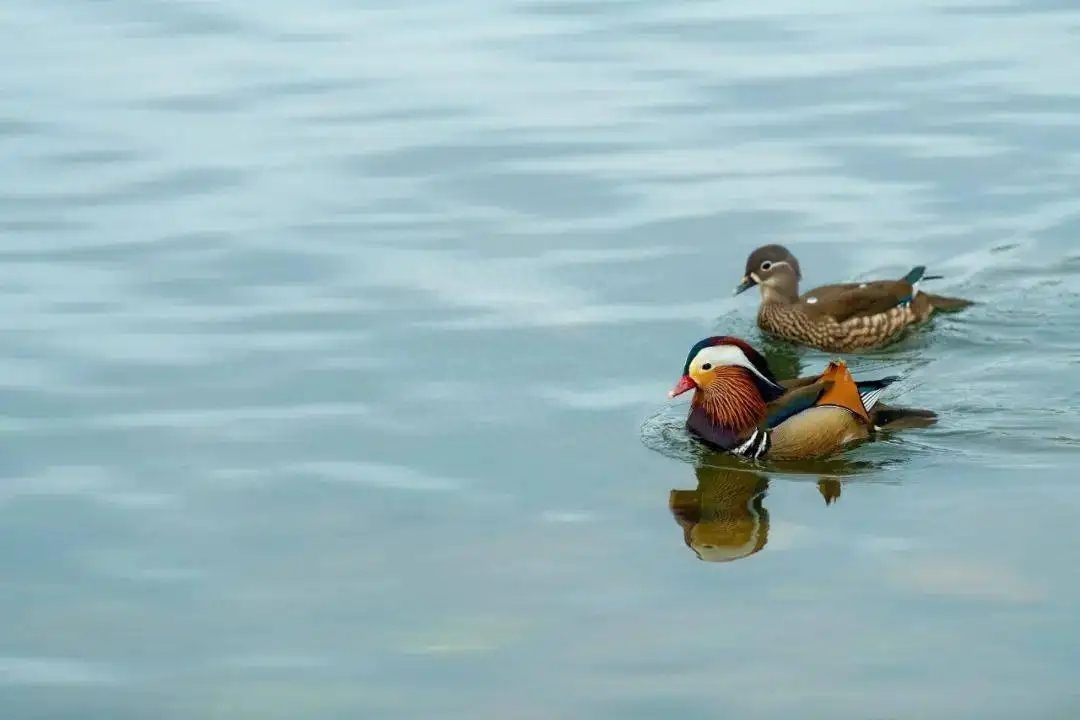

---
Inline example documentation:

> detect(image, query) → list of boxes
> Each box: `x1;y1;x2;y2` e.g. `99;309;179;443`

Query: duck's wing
770;361;875;423
785;373;896;406
797;282;864;305
778;374;822;392
801;267;929;323
814;361;874;423
764;381;832;428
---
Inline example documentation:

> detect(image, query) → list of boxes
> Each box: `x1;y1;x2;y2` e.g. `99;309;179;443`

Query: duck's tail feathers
901;266;928;285
856;376;900;412
898;266;929;306
871;406;938;431
925;293;975;311
900;267;975;310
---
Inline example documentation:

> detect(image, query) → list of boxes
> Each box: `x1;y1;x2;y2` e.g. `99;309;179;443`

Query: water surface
2;1;1080;718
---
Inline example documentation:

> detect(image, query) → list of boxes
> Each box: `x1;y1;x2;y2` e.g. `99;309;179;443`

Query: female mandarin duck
733;244;973;353
668;336;937;461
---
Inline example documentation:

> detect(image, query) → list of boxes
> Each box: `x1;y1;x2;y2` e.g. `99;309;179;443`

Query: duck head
669;336;782;399
669;336;787;441
733;244;802;302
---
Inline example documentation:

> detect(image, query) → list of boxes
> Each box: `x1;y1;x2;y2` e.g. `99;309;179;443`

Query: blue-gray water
3;1;1080;718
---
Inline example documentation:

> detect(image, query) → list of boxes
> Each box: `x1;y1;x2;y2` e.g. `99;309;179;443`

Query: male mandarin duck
733;244;973;353
668;336;937;461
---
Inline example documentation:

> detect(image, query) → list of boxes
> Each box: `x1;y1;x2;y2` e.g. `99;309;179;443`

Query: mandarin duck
668;336;937;461
733;244;973;353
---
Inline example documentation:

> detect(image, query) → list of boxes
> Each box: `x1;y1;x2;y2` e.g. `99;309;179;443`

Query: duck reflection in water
669;459;844;563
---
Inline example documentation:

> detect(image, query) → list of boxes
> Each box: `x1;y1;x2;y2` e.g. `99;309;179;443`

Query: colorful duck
668;335;937;461
733;244;973;352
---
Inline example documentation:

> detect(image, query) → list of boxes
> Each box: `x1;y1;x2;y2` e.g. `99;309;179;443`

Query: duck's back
796;281;864;308
797;279;923;320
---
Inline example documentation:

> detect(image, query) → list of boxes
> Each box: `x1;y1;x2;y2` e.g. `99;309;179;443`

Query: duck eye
701;363;713;371
760;261;773;271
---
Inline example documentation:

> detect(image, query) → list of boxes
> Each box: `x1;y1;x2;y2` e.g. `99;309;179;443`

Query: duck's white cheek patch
805;296;818;304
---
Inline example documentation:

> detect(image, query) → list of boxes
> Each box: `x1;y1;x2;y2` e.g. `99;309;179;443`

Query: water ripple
3;0;1080;717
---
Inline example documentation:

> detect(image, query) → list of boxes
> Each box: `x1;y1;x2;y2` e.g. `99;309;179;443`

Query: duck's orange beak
669;374;696;398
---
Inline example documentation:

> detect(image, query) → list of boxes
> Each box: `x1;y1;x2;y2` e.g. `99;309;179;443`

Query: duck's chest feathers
686;373;772;459
686;405;771;459
758;303;835;345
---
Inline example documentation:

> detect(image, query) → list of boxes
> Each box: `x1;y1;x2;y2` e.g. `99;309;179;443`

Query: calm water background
2;1;1080;718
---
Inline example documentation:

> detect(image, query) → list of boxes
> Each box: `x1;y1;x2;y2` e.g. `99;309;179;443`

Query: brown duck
668;335;937;461
733;244;973;352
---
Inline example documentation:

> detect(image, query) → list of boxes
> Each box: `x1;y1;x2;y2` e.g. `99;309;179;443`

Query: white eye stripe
693;345;777;386
756;260;791;275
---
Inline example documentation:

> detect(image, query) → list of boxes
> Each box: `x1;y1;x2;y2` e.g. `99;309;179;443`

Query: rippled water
3;1;1080;718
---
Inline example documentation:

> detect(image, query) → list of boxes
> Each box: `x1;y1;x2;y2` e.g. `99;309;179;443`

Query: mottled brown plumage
669;336;937;461
733;244;974;352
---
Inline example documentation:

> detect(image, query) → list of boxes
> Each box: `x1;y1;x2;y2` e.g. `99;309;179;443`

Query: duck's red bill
668;375;696;398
